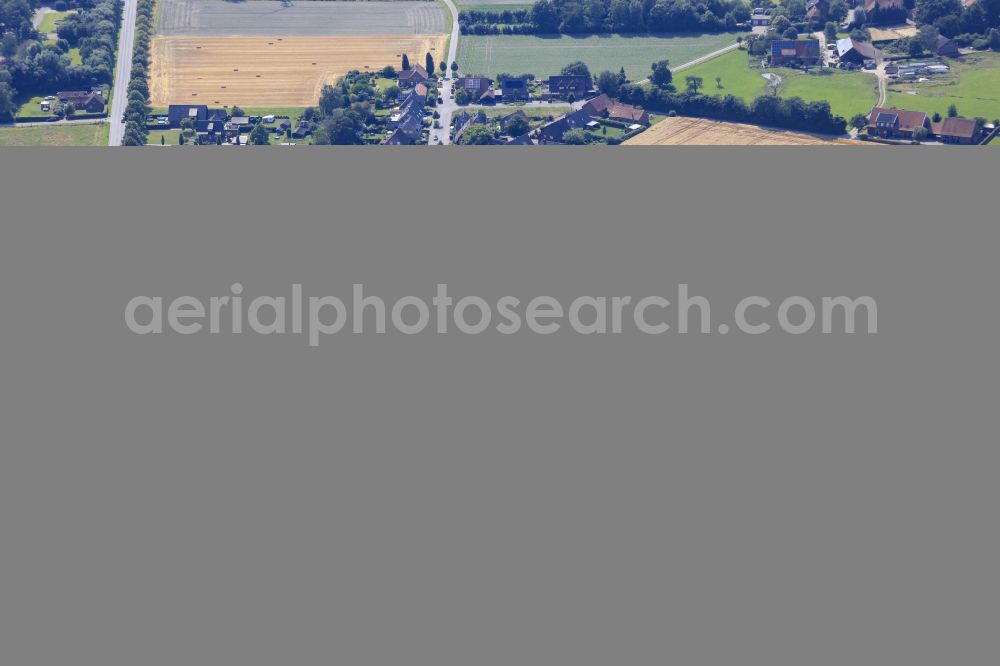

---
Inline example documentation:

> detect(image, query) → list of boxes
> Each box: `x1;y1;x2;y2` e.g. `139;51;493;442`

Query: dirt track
626;117;853;146
150;34;447;106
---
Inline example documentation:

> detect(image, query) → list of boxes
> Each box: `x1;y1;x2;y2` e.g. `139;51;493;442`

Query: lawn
885;52;1000;122
456;32;738;81
0;123;108;146
15;95;58;119
680;48;878;120
37;10;75;35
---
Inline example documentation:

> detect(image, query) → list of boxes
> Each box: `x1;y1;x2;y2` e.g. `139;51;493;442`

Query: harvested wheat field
150;34;447;107
626;117;855;146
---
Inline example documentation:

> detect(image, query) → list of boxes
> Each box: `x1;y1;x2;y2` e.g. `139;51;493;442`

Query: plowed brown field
625;117;855;146
150;35;447;107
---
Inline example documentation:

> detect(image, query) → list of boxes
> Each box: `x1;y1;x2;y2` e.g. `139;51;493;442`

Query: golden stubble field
150;34;447;107
626;117;856;146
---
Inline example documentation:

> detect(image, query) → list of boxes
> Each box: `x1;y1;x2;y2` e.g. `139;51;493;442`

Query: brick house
867;106;930;140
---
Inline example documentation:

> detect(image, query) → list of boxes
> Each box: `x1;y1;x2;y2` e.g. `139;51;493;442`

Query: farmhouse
930;116;982;144
866;106;929;139
538;109;593;143
500;78;530;101
56;89;105;113
770;40;823;67
398;65;430;89
934;35;960;57
455;76;494;102
546;75;592;99
837;38;877;64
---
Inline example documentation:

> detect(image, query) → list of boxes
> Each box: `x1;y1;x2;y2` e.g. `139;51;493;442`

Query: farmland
456;33;737;80
624;116;854;145
885;53;1000;121
680;49;878;120
157;0;447;36
0;123;109;146
150;34;447;106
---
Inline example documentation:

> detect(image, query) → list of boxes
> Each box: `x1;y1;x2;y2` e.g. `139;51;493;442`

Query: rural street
430;0;460;145
108;0;139;146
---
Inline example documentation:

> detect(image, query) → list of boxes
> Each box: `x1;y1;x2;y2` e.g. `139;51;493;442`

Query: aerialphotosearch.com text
125;283;878;346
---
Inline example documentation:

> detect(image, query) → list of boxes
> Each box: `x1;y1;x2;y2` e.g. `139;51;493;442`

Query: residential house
805;0;829;21
866;106;930;139
837;38;877;64
582;93;613;117
750;8;771;28
455;76;494;102
931;116;981;144
546;75;592;99
606;101;650;126
505;133;534;145
770;40;823;67
452;110;488;144
167;105;226;128
499;110;529;132
398;65;430;89
291;121;314;139
500;78;530;101
56;88;105;113
538;109;593;143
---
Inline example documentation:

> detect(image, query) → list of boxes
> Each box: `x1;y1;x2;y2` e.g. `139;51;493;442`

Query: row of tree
122;0;156;146
459;0;749;35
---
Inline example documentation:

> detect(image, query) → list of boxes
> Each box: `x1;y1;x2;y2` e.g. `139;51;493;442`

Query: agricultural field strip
625;116;852;145
157;0;446;36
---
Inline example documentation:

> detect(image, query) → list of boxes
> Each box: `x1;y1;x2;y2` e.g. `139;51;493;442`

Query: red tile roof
931;116;978;140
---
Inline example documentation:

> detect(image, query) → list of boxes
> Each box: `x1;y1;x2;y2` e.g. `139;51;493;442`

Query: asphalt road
108;0;139;146
429;0;460;145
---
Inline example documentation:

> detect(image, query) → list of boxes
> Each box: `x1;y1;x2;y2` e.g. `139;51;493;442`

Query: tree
451;61;458;73
531;0;561;33
771;15;791;34
918;24;940;52
825;22;839;43
988;28;1000;51
783;26;800;39
932;111;942;122
562;128;591;144
426;53;435;75
595;70;620;97
850;113;868;130
913;126;929;141
63;102;75;118
454;87;471;105
685;76;703;93
948;103;958;117
231;105;245;117
440;62;447;73
249;122;270;145
560;61;591;80
0;82;17;123
715;75;723;89
505;114;530;137
650;59;672;88
382;84;401;103
461;124;497;144
402;53;410;71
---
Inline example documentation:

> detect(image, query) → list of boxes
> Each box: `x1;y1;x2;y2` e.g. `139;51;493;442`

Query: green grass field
36;10;75;35
680;49;878;120
0;123;108;146
457;32;738;80
885;53;1000;122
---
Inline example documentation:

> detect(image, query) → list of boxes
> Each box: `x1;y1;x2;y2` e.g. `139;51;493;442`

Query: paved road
429;0;460;145
108;0;139;146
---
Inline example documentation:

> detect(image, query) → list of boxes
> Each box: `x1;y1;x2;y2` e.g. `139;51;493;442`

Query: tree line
459;0;749;35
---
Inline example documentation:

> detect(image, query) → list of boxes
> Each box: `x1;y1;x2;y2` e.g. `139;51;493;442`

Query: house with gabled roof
931;116;981;144
770;40;823;67
538;109;593;143
837;38;877;64
398;65;430;89
866;106;930;139
546;75;591;99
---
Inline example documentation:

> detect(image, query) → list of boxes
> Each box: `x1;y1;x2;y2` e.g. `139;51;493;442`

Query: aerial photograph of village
1;0;998;145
